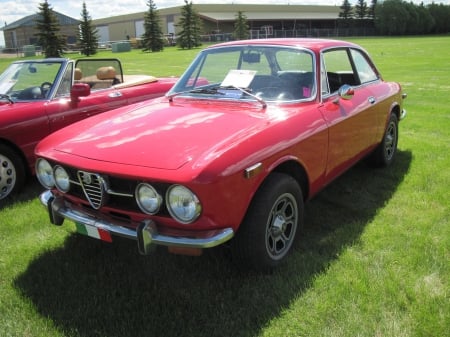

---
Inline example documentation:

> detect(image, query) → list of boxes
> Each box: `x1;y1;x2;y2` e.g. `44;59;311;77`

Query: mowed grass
0;36;449;337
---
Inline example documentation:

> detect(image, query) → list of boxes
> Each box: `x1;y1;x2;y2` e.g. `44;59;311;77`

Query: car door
45;62;127;133
319;47;379;181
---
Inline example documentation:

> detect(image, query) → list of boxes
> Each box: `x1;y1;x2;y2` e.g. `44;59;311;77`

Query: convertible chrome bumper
39;190;234;255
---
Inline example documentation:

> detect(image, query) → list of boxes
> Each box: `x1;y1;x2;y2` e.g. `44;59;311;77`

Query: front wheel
0;144;25;200
369;113;398;167
231;173;303;271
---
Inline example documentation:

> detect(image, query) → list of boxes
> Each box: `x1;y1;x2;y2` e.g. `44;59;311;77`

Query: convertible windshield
0;61;63;101
168;45;315;102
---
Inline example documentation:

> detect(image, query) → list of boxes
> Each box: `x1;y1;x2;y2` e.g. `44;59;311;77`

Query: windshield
168;45;315;102
0;61;63;101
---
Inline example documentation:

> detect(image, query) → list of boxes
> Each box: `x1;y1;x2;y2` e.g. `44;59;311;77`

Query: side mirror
70;83;91;102
338;84;354;100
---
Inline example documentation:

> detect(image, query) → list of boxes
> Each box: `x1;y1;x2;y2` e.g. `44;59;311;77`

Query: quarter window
351;49;379;84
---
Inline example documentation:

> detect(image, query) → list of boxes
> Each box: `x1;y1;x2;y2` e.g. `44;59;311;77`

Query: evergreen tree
35;0;66;57
427;3;450;34
355;0;368;19
177;0;202;49
142;0;164;52
375;0;409;35
338;0;353;28
78;2;98;56
233;11;249;40
368;0;377;20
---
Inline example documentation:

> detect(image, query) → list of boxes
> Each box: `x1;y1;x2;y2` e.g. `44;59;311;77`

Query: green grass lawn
1;36;449;337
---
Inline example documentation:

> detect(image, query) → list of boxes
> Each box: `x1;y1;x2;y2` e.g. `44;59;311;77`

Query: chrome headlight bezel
135;183;162;215
166;185;201;224
35;158;55;189
53;165;70;192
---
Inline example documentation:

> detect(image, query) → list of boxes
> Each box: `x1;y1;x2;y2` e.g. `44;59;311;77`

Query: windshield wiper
219;85;267;109
190;87;226;95
0;94;14;104
167;85;267;109
167;86;225;101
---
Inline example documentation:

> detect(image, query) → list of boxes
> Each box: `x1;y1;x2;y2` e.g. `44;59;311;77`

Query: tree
368;0;377;20
338;0;353;28
427;3;449;34
375;0;409;35
78;2;98;56
354;0;368;19
177;0;202;49
142;0;165;52
233;11;249;40
35;0;66;57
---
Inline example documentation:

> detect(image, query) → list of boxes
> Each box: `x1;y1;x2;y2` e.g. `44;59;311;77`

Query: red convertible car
35;39;406;270
0;58;177;199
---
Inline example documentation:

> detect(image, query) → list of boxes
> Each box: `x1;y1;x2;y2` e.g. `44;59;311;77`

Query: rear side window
351;49;379;84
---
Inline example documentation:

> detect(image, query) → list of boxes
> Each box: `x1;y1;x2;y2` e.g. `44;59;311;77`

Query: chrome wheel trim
0;153;17;199
265;192;298;260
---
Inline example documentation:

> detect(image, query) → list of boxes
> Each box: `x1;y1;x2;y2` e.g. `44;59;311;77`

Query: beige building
93;4;341;44
1;12;79;50
1;4;341;50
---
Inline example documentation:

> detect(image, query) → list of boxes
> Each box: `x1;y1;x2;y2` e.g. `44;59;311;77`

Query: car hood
42;98;272;170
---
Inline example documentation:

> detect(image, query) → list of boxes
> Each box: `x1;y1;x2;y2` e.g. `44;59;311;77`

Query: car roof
208;38;359;52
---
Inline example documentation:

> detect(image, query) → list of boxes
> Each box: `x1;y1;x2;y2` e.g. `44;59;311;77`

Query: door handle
368;96;376;104
108;92;122;98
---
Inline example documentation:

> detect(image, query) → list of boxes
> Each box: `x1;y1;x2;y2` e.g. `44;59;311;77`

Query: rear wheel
0;144;25;200
231;173;303;271
369;113;398;167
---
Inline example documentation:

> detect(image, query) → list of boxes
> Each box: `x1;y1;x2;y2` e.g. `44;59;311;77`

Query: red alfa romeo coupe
35;39;406;270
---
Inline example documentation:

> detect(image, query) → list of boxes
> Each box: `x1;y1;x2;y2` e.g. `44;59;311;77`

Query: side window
351;49;379;84
275;50;315;99
55;63;73;97
322;49;357;93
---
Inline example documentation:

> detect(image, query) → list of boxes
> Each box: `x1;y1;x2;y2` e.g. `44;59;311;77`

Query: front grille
58;164;171;217
77;171;107;209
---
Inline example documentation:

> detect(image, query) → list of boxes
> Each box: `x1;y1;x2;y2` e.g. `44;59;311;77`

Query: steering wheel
40;82;53;98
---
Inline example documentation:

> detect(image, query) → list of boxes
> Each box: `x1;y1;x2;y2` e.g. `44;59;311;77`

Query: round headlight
166;185;201;224
35;158;55;188
136;183;162;215
53;165;70;192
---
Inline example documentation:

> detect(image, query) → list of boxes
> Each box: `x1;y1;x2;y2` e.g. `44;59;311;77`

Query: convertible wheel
231;172;303;271
370;113;398;167
0;145;25;200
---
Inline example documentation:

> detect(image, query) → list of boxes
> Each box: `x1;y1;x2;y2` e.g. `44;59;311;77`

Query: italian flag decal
75;222;113;242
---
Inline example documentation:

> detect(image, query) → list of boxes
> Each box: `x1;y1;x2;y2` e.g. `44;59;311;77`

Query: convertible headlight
166;185;201;224
53;165;70;192
35;158;55;188
136;183;162;215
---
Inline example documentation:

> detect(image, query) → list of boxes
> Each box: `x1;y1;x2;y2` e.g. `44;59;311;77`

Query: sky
1;0;449;47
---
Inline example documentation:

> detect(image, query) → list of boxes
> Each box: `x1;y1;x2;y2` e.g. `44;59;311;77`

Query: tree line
339;0;450;35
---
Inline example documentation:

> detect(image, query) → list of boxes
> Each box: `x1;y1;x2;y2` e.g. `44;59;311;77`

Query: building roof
198;11;339;21
1;12;79;31
92;4;340;25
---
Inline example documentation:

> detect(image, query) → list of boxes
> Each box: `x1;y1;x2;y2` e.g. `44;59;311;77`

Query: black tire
0;144;26;200
231;172;303;271
369;113;398;167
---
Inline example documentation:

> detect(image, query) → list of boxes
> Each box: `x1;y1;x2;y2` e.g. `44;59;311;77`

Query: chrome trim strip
39;190;234;251
400;108;407;120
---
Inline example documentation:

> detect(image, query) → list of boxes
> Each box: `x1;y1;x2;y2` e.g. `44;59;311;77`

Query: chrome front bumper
39;190;234;255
